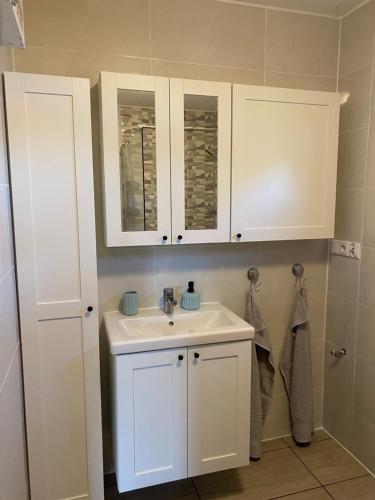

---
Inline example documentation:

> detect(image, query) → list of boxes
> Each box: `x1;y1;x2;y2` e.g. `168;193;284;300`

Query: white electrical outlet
330;239;361;259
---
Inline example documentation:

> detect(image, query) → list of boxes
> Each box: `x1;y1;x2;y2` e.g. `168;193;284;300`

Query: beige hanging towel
246;288;275;460
280;287;313;445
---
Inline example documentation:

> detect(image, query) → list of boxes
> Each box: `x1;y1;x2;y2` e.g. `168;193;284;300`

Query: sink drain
169;321;174;327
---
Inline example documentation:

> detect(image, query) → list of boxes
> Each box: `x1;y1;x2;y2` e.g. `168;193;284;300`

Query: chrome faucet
163;288;177;314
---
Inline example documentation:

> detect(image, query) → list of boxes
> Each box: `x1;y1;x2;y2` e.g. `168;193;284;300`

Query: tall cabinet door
115;349;188;492
187;341;251;477
170;79;231;244
4;72;103;500
100;72;171;246
232;85;340;242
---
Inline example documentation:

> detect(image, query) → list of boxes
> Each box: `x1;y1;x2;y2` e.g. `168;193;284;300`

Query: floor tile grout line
323;471;370;487
270;485;326;499
288;444;325;487
322;484;335;499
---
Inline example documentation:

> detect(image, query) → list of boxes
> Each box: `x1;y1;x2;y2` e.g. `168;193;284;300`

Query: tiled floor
105;430;375;499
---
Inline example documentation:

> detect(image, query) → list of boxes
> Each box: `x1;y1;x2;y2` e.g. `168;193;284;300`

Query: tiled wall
119;105;157;231
324;0;375;474
0;47;29;498
14;0;340;472
184;109;218;230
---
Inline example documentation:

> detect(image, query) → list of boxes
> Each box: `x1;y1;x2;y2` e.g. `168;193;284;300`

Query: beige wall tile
357;304;375;368
155;243;259;305
340;0;375;77
337;129;368;188
359;246;375;307
14;47;150;87
365;127;375;187
265;10;339;76
151;59;264;85
314;387;324;428
325;340;355;405
24;0;150;58
0;98;9;186
259;240;328;295
312;340;324;389
263;392;292;439
328;254;360;300
0;271;18;386
150;0;265;69
339;65;373;133
0;350;28;498
326;291;357;351
265;72;337;91
0;186;13;280
97;247;156;314
354;359;375;425
324;386;353;450
363;188;375;248
334;188;364;242
352;413;375;473
0;46;13;73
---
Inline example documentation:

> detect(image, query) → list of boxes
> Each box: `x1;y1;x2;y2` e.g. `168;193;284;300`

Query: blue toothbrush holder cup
121;291;139;316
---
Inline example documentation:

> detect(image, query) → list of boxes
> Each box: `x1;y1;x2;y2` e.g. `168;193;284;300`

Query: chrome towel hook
292;263;306;289
247;267;260;292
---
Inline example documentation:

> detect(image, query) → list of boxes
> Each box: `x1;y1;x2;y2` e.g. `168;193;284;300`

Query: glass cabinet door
170;79;231;244
100;72;171;246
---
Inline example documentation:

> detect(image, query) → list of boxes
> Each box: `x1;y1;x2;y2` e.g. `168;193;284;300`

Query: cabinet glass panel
118;89;157;232
184;94;218;231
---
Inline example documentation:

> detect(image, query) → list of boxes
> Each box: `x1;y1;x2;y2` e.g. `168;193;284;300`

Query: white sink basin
105;302;254;354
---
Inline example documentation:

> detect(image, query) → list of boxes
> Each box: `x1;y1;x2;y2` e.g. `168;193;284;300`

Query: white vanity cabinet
100;72;232;246
112;341;251;492
231;85;341;242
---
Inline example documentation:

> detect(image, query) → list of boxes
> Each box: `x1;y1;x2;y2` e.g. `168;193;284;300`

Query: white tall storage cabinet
4;72;104;500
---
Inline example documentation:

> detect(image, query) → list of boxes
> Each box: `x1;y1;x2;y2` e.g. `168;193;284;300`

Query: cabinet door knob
194;352;200;359
236;233;242;239
162;235;168;241
178;354;184;361
87;306;94;312
177;235;183;241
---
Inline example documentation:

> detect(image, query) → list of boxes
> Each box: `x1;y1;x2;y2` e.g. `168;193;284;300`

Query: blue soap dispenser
181;281;200;310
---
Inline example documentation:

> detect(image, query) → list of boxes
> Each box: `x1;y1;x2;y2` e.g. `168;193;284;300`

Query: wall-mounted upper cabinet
100;73;340;247
231;85;341;242
170;79;231;245
100;72;231;246
100;72;171;247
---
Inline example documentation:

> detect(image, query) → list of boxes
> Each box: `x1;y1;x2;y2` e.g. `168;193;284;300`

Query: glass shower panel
184;94;218;231
118;89;157;232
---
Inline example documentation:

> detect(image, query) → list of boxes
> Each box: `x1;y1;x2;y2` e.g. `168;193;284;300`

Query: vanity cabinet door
187;341;251;476
114;348;188;492
170;79;231;244
100;72;171;246
231;85;340;242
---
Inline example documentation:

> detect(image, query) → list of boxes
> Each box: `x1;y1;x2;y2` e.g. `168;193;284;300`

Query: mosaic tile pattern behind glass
184;108;218;230
119;105;218;232
119;105;157;231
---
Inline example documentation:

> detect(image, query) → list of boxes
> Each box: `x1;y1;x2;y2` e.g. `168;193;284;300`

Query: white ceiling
221;0;368;17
